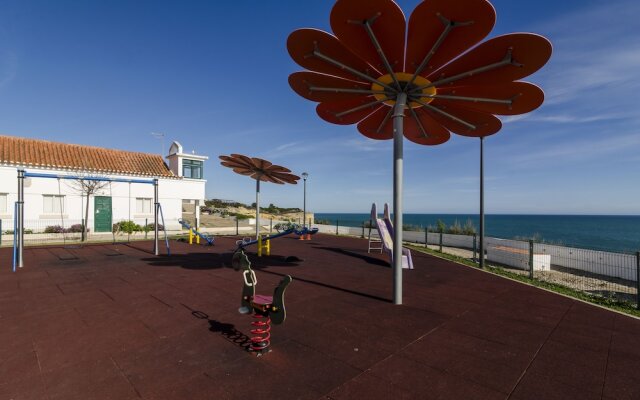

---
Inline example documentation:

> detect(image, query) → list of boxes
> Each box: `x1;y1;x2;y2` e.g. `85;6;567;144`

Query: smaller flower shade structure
219;154;300;239
288;0;552;304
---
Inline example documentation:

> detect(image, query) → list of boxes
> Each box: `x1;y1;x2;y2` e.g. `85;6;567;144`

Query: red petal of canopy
429;33;552;87
251;158;273;171
287;28;381;81
317;97;384;125
220;154;299;185
230;153;254;165
288;71;373;103
406;0;495;76
357;107;394;140
271;172;300;184
434;82;544;115
425;105;502;137
233;168;254;177
259;174;284;184
404;109;451;145
220;161;249;171
330;0;406;73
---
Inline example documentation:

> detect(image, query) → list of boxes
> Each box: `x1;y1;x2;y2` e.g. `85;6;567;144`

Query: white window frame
43;194;65;214
0;193;7;214
135;197;153;215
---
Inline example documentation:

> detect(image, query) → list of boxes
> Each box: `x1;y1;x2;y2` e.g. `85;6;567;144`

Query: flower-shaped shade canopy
219;154;300;185
287;0;552;145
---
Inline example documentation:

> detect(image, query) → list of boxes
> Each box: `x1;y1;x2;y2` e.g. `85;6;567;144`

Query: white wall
0;165;205;231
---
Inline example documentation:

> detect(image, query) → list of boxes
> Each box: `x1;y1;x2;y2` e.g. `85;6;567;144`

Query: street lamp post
301;172;308;228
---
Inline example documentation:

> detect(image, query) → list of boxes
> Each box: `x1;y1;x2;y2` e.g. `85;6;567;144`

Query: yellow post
258;234;263;257
266;239;271;256
196;229;200;245
189;229;193;245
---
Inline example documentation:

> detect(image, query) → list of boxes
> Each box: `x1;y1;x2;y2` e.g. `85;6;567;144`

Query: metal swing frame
13;169;169;270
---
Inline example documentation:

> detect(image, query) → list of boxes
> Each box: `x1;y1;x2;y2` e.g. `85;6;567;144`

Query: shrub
67;224;86;233
45;225;65;233
447;220;463;235
144;223;164;232
274;222;300;232
462;219;477;235
112;220;142;234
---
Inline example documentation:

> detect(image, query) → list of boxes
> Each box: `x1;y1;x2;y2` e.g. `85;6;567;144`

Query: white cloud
506;131;640;166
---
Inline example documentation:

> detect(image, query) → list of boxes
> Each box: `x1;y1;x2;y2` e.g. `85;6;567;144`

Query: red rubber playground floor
1;234;640;399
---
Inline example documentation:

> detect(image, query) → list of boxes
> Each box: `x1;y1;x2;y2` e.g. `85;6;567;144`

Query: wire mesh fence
0;217;184;246
313;219;640;308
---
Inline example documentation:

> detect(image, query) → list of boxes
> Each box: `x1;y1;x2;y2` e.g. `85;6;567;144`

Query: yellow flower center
371;72;436;108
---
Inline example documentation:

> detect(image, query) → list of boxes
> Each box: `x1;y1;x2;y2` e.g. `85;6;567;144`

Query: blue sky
0;0;638;214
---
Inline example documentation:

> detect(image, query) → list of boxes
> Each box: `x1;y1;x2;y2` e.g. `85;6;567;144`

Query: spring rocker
232;249;292;355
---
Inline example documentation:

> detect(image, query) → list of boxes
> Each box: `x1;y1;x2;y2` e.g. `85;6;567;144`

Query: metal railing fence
314;220;640;308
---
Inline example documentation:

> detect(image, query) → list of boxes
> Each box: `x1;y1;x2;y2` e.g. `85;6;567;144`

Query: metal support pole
425;227;428;248
336;220;339;235
479;137;485;269
17;170;24;269
236;218;239;236
270;218;273;234
473;234;477;263
153;178;159;256
529;240;535;279
195;199;200;231
392;92;407;305
145;218;148;239
255;179;261;239
303;176;307;229
439;232;443;252
361;221;365;239
636;251;640;310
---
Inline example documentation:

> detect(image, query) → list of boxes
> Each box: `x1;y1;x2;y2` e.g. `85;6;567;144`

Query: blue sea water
314;213;640;254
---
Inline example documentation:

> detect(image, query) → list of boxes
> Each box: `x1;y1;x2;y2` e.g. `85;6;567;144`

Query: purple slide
371;203;414;269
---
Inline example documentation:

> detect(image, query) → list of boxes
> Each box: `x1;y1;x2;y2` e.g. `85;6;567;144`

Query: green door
94;196;112;233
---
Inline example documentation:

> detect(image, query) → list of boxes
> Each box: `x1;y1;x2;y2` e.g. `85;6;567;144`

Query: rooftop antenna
151;132;165;157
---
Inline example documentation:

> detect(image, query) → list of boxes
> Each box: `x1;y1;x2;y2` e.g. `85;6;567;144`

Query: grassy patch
406;244;640;318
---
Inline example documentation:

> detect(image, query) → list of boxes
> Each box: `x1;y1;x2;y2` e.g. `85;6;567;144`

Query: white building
0;135;207;235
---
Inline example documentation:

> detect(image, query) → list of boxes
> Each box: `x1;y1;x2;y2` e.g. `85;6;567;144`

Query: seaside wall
315;223;638;283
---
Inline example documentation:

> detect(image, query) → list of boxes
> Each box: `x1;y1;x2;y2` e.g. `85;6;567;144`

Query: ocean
314;213;640;254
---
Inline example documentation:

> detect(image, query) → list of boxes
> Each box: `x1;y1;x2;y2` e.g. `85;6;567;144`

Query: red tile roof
0;135;175;177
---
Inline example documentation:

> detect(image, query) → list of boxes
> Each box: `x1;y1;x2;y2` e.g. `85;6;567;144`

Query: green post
336;220;339;235
270;218;273;234
236;218;239;236
439;232;443;252
473;234;477;263
145;218;148;239
529;240;534;279
424;227;428;248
